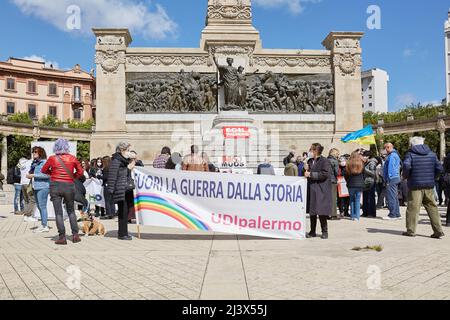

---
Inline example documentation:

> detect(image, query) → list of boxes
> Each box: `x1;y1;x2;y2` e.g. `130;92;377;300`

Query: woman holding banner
304;143;332;239
108;142;136;241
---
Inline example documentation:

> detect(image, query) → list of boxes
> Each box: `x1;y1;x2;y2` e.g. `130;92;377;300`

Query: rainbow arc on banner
340;125;376;145
134;193;211;231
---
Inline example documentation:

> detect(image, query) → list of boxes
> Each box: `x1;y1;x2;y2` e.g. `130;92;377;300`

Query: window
73;108;82;120
28;104;37;118
48;83;57;96
6;102;15;114
369;95;373;99
6;78;15;91
73;86;81;102
369;103;373;107
28;81;37;93
368;86;372;91
49;106;57;117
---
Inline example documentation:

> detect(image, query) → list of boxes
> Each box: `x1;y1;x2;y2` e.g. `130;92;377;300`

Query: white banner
33;195;68;220
134;167;307;240
84;178;105;208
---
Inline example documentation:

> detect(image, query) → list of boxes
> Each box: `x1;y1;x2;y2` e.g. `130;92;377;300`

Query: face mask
308;152;314;159
123;151;131;159
340;161;347;167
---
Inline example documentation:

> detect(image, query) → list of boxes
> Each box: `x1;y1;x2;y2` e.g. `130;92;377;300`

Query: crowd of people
6;135;450;244
278;138;449;239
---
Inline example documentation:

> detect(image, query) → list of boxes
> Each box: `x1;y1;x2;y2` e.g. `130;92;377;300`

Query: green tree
8;112;32;124
7;135;34;168
40;115;62;127
67;119;94;130
77;141;90;160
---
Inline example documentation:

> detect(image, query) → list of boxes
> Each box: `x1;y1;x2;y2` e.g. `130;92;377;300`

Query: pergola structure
0;119;93;177
373;115;449;161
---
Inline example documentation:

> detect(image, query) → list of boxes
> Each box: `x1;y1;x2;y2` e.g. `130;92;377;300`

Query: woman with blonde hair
345;151;365;221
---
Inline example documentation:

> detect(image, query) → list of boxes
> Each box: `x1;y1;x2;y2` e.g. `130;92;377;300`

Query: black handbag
126;172;135;191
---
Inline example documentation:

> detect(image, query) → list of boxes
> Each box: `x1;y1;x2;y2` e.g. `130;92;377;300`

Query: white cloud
23;55;60;69
11;0;178;40
422;100;442;106
253;0;321;15
395;93;417;108
403;48;413;57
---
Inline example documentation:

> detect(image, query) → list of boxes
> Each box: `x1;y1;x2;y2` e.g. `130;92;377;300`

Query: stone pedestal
323;32;364;154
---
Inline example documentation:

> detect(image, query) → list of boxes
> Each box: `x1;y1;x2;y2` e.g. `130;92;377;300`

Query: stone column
91;29;132;157
323;32;364;153
437;119;446;161
1;135;7;179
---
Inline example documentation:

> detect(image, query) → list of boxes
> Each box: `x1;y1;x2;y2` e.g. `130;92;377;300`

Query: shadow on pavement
366;228;430;238
103;230;275;241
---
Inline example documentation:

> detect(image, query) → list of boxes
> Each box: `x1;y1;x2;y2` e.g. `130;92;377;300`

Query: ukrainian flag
341;125;376;145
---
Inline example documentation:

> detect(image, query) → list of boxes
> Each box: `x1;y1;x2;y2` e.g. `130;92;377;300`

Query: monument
91;0;364;169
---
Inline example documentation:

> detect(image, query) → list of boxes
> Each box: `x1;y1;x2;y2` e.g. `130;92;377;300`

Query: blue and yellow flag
341;125;376;145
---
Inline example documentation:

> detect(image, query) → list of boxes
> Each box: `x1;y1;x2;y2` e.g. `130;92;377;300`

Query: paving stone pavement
0;204;449;300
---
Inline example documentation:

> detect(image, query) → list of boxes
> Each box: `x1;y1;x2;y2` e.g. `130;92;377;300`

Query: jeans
348;188;362;220
34;188;49;227
14;184;24;212
49;181;79;237
386;177;401;218
363;184;377;217
376;183;386;208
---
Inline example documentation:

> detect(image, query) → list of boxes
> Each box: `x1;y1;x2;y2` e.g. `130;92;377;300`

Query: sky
0;0;449;112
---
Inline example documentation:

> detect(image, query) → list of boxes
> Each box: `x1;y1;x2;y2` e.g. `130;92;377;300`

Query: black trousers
338;197;349;215
50;181;78;237
117;191;134;237
363;185;377;217
310;215;328;234
104;189;116;217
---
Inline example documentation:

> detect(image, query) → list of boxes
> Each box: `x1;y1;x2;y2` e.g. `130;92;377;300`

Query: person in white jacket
18;158;37;222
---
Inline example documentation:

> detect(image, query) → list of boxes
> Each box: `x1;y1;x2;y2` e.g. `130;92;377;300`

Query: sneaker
382;216;396;221
25;216;38;222
402;231;416;237
321;233;329;239
34;226;49;233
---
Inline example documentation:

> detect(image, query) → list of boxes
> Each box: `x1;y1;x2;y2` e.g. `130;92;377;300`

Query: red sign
222;126;250;139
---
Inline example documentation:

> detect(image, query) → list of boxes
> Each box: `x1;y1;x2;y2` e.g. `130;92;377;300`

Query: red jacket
41;154;84;183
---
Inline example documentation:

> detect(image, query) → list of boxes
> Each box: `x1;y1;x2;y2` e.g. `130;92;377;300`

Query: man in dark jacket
402;137;444;239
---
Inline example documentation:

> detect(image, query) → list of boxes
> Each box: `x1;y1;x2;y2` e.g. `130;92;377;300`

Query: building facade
0;58;95;122
446;10;450;104
361;68;389;113
92;0;364;167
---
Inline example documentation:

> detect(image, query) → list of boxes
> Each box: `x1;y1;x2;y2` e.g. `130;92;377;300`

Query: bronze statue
214;57;240;109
